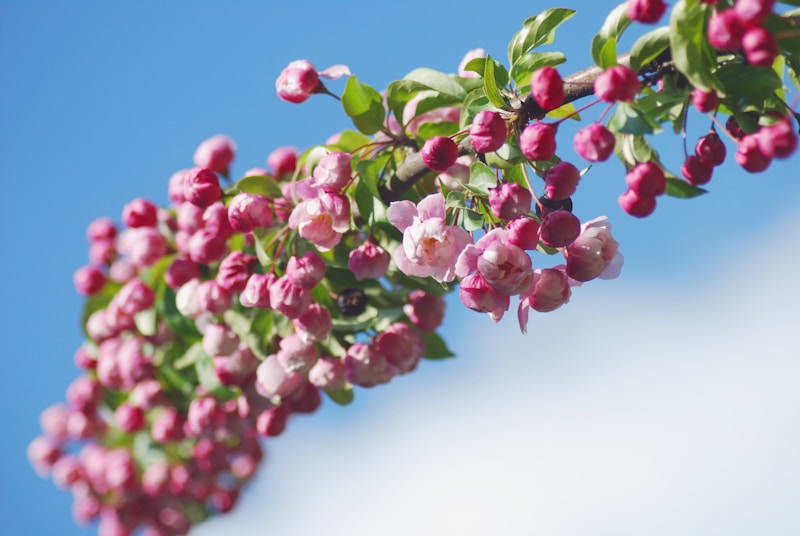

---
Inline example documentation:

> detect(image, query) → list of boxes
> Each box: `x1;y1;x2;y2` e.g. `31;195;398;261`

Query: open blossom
458;273;510;322
518;267;571;334
456;228;532;296
564;216;624;282
288;192;351;251
348;240;390;280
387;193;472;282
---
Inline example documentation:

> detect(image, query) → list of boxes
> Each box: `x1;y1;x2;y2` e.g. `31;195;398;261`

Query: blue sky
2;1;799;535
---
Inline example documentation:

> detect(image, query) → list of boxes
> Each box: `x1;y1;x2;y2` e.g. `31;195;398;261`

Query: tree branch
379;53;647;203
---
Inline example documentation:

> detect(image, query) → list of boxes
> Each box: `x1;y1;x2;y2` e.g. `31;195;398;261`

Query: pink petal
416;193;446;221
387;201;418;232
318;64;351;80
517;299;530;335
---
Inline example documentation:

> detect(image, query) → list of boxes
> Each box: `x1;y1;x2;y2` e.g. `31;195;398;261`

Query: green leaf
608;103;656;135
445;190;468;210
403;67;467;100
483;55;507;109
591;3;631;69
331;305;380;333
223;309;252;340
386;79;431;121
459;88;490;129
174;341;205;370
468;161;497;195
421;331;455;359
156;364;193;396
195;350;238;400
463;208;485;231
508;8;576;65
417;121;459;139
715;62;782;100
355;154;388;201
669;0;724;94
665;176;708;198
158;286;201;341
253;230;273;267
545;102;579;121
510;52;567;87
630;26;671;72
324;385;355;406
341;76;385;135
237;175;283;199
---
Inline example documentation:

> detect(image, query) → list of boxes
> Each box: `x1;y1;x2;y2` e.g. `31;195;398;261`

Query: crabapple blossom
73;265;106;296
87;217;117;242
518;267;571;333
217;251;257;293
758;119;798;159
268;146;298;177
421;136;459;172
286;251;326;288
458;48;485;78
294;303;333;343
388;193;472;282
695;132;727;166
742;27;778;67
594;65;640;102
707;9;745;50
681;155;713;186
344;342;395;388
269;275;312;319
308;357;347;391
183;167;222;208
544;161;581;201
618;189;657;218
565;217;623;282
194;134;236;176
627;0;666;24
202;324;239;357
540;210;581;248
288;192;351;251
240;273;275;309
312;151;352;192
457;229;533;295
276;334;317;373
403;290;445;332
276;60;321;103
458;273;511;322
348;240;390;280
488;182;532;220
122;198;158;228
118;227;167;267
505;216;540;250
734;0;775;27
227;193;273;232
530;66;564;110
196;280;233;315
255;355;304;399
375;322;425;374
624;161;666;197
692;89;719;113
735;134;772;172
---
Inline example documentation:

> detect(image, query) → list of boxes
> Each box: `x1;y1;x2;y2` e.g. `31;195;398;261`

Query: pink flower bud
624;161;666;197
115;402;145;433
268;146;299;177
734;0;775;27
707;9;745;51
573;123;616;162
519;122;556;161
308;356;347;391
692;88;719;113
344;342;395;388
197;280;233;315
40;403;71;438
118;227;168;267
286;251;326;288
168;168;190;203
488;183;532;220
74;265;106;296
240;273;275;308
151;407;184;443
183;167;222;208
695;132;727;166
164;258;201;289
177;201;205;233
543;161;581;201
194;134;236;175
459;274;510;323
269;275;311;319
214;344;259;386
477;239;533;296
681;155;713;186
66;376;102;413
121;198;158;228
565;217;622;281
735;134;772;172
227;192;273;232
28;436;61;476
108;258;137;283
627;0;666;24
87;217;117;242
375;323;425;374
276;59;321;104
469;110;508;153
256;355;304;398
312;152;353;192
202;323;239;357
185;396;225;437
619;189;657;218
530;66;565;111
758;119;798;159
188;229;228;264
175;279;202;318
540;210;581;247
742;27;778;67
128;379;164;409
421;136;459;172
276;333;317;373
348;240;390;280
217;251;257;293
294;303;333;343
505;216;540;250
403;290;446;332
88;240;116;265
288;192;351;251
142;461;170;496
523;267;571;313
256;405;290;437
51;455;82;490
111;277;155;316
594;65;640;103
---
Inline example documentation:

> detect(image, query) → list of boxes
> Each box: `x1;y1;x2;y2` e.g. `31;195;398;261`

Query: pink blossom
183;167;222;208
564;216;624;282
288;192;351;251
387;193;472;282
276;333;317;373
308;356;347;391
117;227;167;267
216;250;257;293
197;280;233;314
518;267;571;334
227;193;273;232
488;182;532;220
403;290;446;332
255;355;304;399
269;275;312;319
276;59;322;103
168;168;191;203
505;217;540;250
286;251;326;288
202;324;239;357
73;265;106;296
344;343;395;388
267;146;299;177
86;217;117;242
374;322;425;374
240;273;275;309
311;151;352;192
164;258;200;289
458;273;510;322
110;278;155;316
348;240;390;280
294;303;333;343
456;228;532;295
193;134;236;176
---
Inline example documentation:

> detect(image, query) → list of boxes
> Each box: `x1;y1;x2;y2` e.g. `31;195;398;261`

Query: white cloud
195;210;800;536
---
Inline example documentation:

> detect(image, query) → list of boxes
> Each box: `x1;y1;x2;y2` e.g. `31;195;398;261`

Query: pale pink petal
392;245;433;278
318;64;351;80
416;193;446;221
387;201;418;232
455;244;481;278
518;299;530;335
598;251;624;280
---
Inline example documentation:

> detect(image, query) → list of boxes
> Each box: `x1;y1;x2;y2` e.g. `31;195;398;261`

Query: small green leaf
715;62;782;100
223;309;252;340
468;161;497;195
445;190;468;209
591;3;631;69
156;364;193;396
609;103;656;135
386;79;428;120
331;305;380;333
545;102;579;121
237;175;283;199
417;121;459;139
403;67;467;100
328;130;372;152
174;342;205;370
508;8;576;65
324;385;355;406
459;88;490;129
483;55;507;109
669;0;724;94
463;208;485;231
665;176;708;198
510;52;567;86
630;26;671;72
341;76;385;135
421;331;455;359
254;230;273;267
